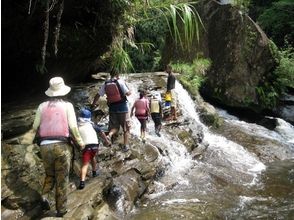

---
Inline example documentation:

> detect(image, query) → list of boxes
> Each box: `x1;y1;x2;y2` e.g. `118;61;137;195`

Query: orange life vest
39;101;69;139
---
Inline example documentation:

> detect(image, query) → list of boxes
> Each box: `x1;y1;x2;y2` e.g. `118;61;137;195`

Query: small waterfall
128;80;194;179
175;81;266;185
127;76;266;195
123;74;294;219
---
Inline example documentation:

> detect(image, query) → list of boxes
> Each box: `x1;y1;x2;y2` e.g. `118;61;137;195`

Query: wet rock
103;169;146;217
1;143;44;213
1;109;36;139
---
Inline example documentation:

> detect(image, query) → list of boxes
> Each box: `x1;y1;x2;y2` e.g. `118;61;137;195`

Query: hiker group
29;65;177;217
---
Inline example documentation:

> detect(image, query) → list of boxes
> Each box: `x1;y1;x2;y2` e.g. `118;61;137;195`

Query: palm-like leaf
109;1;204;73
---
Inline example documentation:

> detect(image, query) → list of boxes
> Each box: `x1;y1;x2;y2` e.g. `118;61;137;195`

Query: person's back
91;70;131;152
165;65;177;120
134;96;149;118
32;77;84;217
150;92;162;137
150;98;160;114
77;108;101;190
131;91;149;142
166;65;176;91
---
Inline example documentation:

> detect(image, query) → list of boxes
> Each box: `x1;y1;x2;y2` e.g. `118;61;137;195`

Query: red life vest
105;79;126;104
39;101;69;138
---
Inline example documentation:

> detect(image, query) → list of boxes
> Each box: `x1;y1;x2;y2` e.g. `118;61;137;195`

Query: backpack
105;79;126;104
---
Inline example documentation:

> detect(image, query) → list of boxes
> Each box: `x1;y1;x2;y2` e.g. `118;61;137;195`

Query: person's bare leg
108;128;118;142
91;157;97;173
80;163;89;181
99;131;111;146
123;130;129;146
171;107;177;120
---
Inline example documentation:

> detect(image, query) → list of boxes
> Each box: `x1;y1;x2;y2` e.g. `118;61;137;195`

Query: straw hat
45;77;71;97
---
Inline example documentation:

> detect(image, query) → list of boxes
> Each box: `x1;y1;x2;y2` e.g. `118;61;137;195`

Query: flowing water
124;76;294;220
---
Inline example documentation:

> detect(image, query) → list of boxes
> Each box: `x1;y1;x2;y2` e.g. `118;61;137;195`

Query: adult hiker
91;69;131;152
166;64;177;121
31;76;85;217
150;92;163;137
77;108;111;190
130;90;150;143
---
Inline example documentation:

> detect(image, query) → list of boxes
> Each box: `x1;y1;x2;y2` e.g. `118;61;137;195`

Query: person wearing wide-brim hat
31;76;85;217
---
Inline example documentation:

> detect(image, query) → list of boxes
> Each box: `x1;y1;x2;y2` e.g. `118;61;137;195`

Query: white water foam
162;198;201;206
175;81;266;184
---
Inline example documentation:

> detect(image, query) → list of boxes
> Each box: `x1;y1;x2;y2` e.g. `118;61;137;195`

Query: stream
124;75;294;219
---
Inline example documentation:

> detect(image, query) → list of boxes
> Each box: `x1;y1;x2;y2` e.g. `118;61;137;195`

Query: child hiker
77;108;111;190
150;92;163;137
131;90;150;143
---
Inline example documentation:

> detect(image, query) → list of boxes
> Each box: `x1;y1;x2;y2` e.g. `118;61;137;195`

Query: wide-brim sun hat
45;77;71;97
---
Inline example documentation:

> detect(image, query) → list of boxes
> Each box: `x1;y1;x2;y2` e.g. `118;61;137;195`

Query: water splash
175;81;266;183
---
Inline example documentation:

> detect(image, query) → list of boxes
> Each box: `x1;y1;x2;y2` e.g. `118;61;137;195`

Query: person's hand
91;103;98;110
80;144;85;152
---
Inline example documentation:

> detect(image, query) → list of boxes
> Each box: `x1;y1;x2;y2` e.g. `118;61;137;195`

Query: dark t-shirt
167;74;176;90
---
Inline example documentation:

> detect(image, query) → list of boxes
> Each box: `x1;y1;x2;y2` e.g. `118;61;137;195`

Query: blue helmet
79;108;92;119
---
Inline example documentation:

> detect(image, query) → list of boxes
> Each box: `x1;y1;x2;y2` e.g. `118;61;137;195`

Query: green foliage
107;1;204;73
274;46;294;89
256;0;294;47
232;0;251;10
127;10;167;72
160;3;203;51
172;58;210;94
110;40;135;73
256;84;279;108
256;44;294;108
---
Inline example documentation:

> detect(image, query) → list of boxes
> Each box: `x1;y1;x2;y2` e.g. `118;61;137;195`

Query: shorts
82;145;98;164
109;112;131;132
151;113;162;127
137;118;147;130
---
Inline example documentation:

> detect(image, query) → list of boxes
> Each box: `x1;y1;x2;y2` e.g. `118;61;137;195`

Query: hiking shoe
56;210;67;217
92;170;99;177
41;198;50;210
78;181;85;190
121;145;129;152
155;130;161;137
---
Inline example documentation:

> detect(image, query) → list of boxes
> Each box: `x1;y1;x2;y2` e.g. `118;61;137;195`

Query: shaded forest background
1;0;293;103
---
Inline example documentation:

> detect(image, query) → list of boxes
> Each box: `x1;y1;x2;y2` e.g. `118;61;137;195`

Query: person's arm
66;102;85;149
91;84;105;108
130;102;135;117
93;124;111;146
118;79;131;96
32;104;41;132
91;93;100;109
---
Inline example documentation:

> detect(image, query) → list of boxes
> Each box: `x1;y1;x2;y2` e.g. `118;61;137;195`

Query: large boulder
201;1;278;111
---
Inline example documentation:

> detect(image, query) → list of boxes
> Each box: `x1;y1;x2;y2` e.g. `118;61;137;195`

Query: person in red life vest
130;90;150;143
166;65;177;121
91;69;131;152
77;108;111;190
31;77;85;217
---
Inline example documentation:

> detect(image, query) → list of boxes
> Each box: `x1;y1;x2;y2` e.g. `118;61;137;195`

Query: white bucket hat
45;77;71;97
